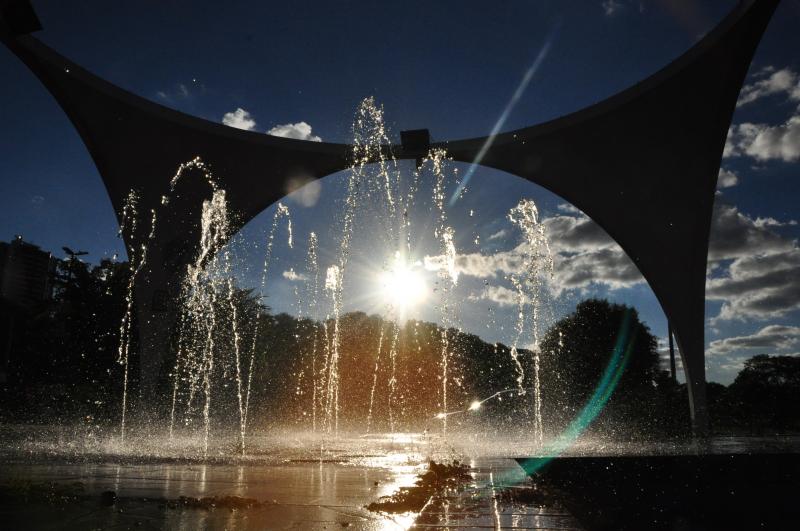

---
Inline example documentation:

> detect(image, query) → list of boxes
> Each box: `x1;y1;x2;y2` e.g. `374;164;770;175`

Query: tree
538;299;664;436
728;354;800;433
4;257;132;422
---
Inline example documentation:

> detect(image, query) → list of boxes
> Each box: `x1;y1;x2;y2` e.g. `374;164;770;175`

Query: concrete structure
0;0;780;433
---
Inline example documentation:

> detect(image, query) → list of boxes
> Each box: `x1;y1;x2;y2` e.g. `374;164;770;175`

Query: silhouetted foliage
3;260;798;438
538;299;679;437
1;257;131;422
726;355;800;433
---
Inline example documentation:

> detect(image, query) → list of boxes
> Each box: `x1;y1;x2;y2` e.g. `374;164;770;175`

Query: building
0;236;57;383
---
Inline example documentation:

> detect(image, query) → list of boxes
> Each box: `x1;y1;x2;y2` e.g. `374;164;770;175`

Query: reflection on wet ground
0;460;581;530
1;428;798;529
0;430;585;530
411;461;582;530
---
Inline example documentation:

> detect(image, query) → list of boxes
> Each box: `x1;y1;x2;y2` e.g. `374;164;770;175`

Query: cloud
30;195;44;205
707;249;800;322
222;108;257;131
705;201;800;322
754;217;798;228
602;0;623;16
542;214;644;293
737;67;800;107
544;214;616;253
707;325;800;356
424;211;644;295
423;246;524;280
469;285;520;307
556;203;583;215
424;202;799;321
267;122;322;142
282;269;307;282
725;115;800;162
717;168;739;189
156;82;194;102
708;203;795;261
552;247;642;293
487;229;508;241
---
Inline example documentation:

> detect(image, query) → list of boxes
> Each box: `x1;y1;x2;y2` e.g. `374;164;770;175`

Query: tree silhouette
538;299;666;436
727;355;800;433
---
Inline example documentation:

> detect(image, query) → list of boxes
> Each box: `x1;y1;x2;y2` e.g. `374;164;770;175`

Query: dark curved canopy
0;0;780;433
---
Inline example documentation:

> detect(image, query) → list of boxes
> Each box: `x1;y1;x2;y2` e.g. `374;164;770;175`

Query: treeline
2;258;799;438
0;257;130;422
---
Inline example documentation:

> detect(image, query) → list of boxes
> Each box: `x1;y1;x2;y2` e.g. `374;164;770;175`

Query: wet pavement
4;428;796;529
410;460;582;530
0;459;582;530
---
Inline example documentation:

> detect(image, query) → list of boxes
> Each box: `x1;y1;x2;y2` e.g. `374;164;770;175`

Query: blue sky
1;0;799;384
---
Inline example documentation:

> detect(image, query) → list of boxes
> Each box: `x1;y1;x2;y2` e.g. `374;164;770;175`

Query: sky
1;0;799;384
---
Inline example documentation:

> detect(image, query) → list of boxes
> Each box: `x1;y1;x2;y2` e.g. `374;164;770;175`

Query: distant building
0;236;57;383
0;236;56;308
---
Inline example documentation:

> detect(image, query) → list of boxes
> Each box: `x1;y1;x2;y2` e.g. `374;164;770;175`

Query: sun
378;253;427;314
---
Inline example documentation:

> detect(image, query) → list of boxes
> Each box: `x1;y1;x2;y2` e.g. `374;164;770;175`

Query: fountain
3;95;792;531
98;97;564;457
3;1;799;526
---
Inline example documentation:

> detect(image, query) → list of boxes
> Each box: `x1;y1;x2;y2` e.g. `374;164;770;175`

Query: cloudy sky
1;0;798;384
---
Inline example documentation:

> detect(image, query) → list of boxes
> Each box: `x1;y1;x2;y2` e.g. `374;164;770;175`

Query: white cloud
725;115;800;162
157;83;193;101
708;203;795;261
754;217;798;229
469;285;520;307
737;67;800;107
424;211;644;296
724;67;800;161
282;269;307;282
423;246;523;280
487;229;508;241
222;108;257;131
706;201;800;322
267;121;322;142
717;168;739;189
707;249;800;322
544;214;617;253
556;203;584;215
424;201;800;324
602;0;623;16
707;325;800;356
552;247;642;293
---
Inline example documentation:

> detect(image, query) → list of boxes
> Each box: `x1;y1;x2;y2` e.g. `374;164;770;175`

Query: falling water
366;321;387;433
426;148;461;434
321;96;412;435
116;191;157;442
158;157;258;456
507;198;554;445
323;265;343;434
387;321;401;432
304;233;321;432
242;203;292;439
111;102;559;454
188;190;230;455
167;158;220;443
